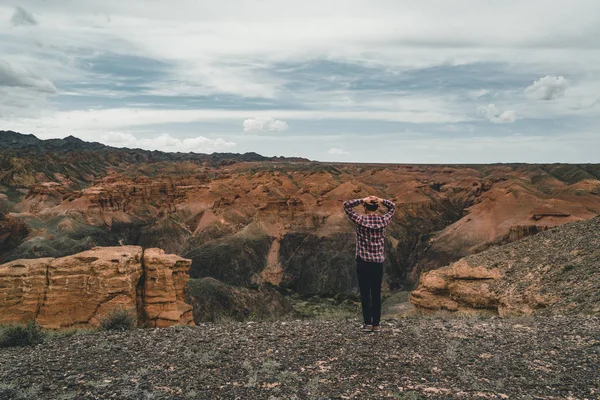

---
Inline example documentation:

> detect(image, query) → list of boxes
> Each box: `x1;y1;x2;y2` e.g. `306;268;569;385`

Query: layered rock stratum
0;246;193;328
410;216;600;316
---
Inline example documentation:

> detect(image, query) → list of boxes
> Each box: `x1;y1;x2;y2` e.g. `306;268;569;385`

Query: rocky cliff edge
0;246;193;329
410;216;600;316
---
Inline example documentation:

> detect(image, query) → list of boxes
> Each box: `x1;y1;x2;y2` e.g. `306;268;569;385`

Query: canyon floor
1;316;598;400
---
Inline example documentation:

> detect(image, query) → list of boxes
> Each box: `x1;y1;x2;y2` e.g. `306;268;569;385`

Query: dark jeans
356;257;383;326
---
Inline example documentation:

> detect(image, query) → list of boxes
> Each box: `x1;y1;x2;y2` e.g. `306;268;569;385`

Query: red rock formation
409;259;548;316
0;258;52;322
504;225;548;243
260;238;284;285
36;246;143;329
140;248;194;328
531;206;571;221
0;246;194;329
3;161;600;293
412;174;600;281
20;182;68;213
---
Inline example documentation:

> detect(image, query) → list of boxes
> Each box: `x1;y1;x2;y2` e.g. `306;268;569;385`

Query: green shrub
0;321;46;348
99;307;137;331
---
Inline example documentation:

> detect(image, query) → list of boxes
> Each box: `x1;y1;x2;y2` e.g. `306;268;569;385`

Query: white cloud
101;132;138;147
11;6;37;27
0;61;56;93
1;1;600;162
328;148;349;155
3;1;600;100
101;132;235;153
441;124;476;133
378;132;600;163
243;117;289;133
2;108;470;136
0;60;57;118
525;75;569;100
477;104;517;124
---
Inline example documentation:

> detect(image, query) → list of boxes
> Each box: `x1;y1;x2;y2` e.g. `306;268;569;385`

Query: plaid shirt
343;199;396;263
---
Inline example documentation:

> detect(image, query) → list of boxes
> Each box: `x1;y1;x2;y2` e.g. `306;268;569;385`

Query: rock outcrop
410;216;600;316
141;248;194;328
36;246;143;329
503;224;548;243
0;246;194;329
0;257;52;323
410;259;507;315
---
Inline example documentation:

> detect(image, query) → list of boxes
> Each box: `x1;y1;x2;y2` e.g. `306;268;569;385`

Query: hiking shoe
362;324;373;332
372;325;381;333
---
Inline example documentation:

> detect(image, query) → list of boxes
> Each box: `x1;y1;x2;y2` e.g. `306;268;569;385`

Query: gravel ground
0;317;598;400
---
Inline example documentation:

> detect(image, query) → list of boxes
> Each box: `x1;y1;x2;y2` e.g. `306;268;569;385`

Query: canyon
2;131;600;321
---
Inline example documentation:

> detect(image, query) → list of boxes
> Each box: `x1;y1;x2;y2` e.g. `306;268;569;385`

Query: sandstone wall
0;258;52;322
0;246;194;329
141;248;193;328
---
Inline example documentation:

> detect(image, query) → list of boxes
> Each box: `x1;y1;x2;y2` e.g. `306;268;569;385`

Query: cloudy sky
1;0;600;162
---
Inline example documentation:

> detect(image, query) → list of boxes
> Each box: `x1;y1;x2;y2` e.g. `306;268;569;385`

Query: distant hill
0;130;309;187
0;131;106;151
0;130;308;162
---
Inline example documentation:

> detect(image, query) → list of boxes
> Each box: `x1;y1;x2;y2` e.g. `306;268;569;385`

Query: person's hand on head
364;195;379;205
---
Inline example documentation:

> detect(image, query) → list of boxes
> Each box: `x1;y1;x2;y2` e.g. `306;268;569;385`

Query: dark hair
365;202;379;212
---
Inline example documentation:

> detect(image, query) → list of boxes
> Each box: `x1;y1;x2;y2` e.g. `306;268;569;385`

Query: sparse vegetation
0;322;95;350
99;307;137;331
290;295;360;320
187;277;294;323
0;321;45;348
562;263;576;273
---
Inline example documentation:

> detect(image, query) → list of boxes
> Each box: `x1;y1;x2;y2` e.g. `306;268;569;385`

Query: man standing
343;195;396;332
